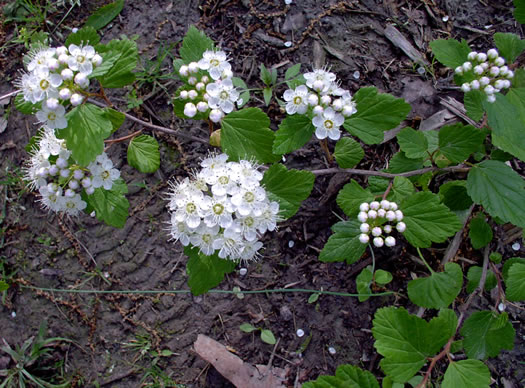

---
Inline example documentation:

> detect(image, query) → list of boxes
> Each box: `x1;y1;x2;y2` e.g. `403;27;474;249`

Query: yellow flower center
324;119;334;129
40;79;49;90
243;192;255;203
293;96;302;105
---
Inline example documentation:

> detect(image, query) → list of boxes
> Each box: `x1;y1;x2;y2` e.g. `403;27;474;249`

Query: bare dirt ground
0;0;523;387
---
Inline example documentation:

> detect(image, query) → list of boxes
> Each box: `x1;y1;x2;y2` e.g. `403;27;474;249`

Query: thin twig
0;90;19;101
310;165;470;178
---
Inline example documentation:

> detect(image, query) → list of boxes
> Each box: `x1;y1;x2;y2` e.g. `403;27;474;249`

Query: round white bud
37;167;48;178
307;93;319;106
312;80;325;92
68;180;79;190
48;165;59;175
92;54;103;67
59;88;72;100
209;109;224;123
396;221;406;233
467;52;478;61
454;66;463;75
312;105;324;115
486;94;496;103
499;65;509;75
389;202;398;211
82;177;92;188
179;90;189;99
380;200;390;210
195;82;205;91
479;76;490;86
203;93;210;101
58;53;69;64
373;237;384;247
368;210;377;219
480;62;489;70
188;90;198;100
47;58;59;71
73;169;84;180
476;53;487;62
377;209;386;218
56;157;68;169
196;101;208;112
56;46;68;56
359;202;370;212
484;85;495;95
320;95;331;105
179;65;189;77
61;68;74;80
489;66;500;76
183;102;197;118
386;210;396;222
65;189;75;198
494;57;505;67
70;93;84;106
369;201;380;210
357;211;368;223
473;65;484;75
360;223;370;233
506;70;514;79
383;224;392;234
359;234;370;244
331;98;343;111
487;49;498;59
462;61;472;71
470;80;480;90
200;75;210;84
85;186;95;195
46;98;59;110
385;236;396;247
372;227;382;237
395;210;404;221
60;169;70;178
188;62;199;73
188;76;197;85
461;83;471;93
74;72;89;88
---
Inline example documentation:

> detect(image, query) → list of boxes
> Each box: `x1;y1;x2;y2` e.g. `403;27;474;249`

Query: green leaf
464;90;485;122
239;323;257;333
336;180;374;218
65;26;100;46
260;64;273;86
185;246;236;295
84;0;125;30
515;0;525;23
303;364;379;388
423;130;439;153
467;160;525;228
438;123;486;163
308;293;320;304
356;267;373;302
389;176;415;204
103;107;125;132
285;63;301;80
468;216;493;249
96;37;138;87
89;49;121;78
396;127;428;159
334;137;364;168
58;103;113;166
221;108;280;164
502;257;525;280
86;178;129;228
344;87;411;144
466;266;497;293
261;163;314;219
262;87;272;106
506;262;525;301
179;25;214;63
372;307;454;383
442;360;491;388
375;269;393;286
483;93;525;161
0;281;9;292
127;135;160;173
386;151;424;174
260;329;276;345
319;220;366;264
402;192;462;248
273;114;315;155
14;93;40;114
430;39;471;68
460;311;515;359
439;180;473;211
493;32;525;63
407;263;463;308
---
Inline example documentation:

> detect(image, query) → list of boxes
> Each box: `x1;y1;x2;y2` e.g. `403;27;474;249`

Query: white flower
304;68;336;93
229;159;263;188
36;104;67;129
198;50;232;80
206;79;239;114
169;217;195;246
39;184;65;212
63;193;87;216
173;193;204;229
26;47;56;72
212;228;242;259
235;214;260;241
201;195;234;228
239;240;264;261
283;85;309;114
256;201;280;233
231;186;267;216
190;224;220;255
312;107;344;141
89;153;120;190
67;44;95;75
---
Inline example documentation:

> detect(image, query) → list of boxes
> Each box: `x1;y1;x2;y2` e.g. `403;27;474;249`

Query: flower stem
319;138;333;163
416;247;435;274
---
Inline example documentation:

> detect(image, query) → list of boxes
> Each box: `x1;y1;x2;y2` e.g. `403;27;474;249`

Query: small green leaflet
460;311;515;359
372;307;456;383
386;151;424;174
463;90;485;122
58;103;114;166
336;180;374;218
302;364;379;388
375;269;393;285
334;137;364;168
273;114;316;155
86;178;129;228
65;26;100;46
402;192;462;248
389;176;415;204
356;267;373;302
185;246;236;296
127;135;160;173
103;107;125;133
438;123;486;164
260;329;276;345
239;323;257;333
84;0;125;30
96;37;138;88
466;160;525;228
396;127;428;159
468;216;493;249
262;87;272;106
0;281;8;292
515;0;525;23
343;87;410;144
506;263;525;301
319;220;366;264
502;257;525;279
179;25;214;63
284;63;301;80
407;263;463;308
429;39;471;68
466;266;496;293
261;164;314;219
14;93;41;115
493;32;525;63
221;108;280;164
442;360;490;388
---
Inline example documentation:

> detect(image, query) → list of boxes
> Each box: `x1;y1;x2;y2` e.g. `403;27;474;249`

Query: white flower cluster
178;50;240;123
455;49;514;103
167;153;280;261
16;44;103;129
282;68;357;141
357;200;406;248
25;128;120;216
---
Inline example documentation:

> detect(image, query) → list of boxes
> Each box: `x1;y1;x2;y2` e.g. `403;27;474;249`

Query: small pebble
442;15;449;22
512;242;521;251
352;71;360;79
72;27;78;33
328;347;336;355
498;303;506;312
285;0;292;4
296;329;305;337
282;155;286;162
284;41;293;48
239;268;248;276
11;311;16;318
288;240;295;248
417;67;425;75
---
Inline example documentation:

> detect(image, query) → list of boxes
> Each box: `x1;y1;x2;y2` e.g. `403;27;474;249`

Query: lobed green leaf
515;0;525;24
356;267;373;302
65;26;100;46
407;263;463;308
333;137;364;168
336;180;374;218
84;0;125;30
463;90;485;122
396;127;428;159
442;360;491;388
179;25;214;63
86;178;129;228
319;220;366;264
506;262;525;301
468;216;493;249
493;32;525;63
303;364;379;388
273;114;315;155
127;135;160;173
185;246;236;295
429;39;471;68
96;37;138;87
438;123;486;164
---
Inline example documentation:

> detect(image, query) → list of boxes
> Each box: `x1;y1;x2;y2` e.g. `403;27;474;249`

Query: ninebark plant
11;18;525;388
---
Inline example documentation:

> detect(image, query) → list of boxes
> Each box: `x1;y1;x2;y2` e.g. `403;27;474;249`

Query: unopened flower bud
85;186;95;195
48;165;59;175
372;227;382;237
487;49;498;59
73;169;84;180
188;76;197;85
389;202;398;211
69;180;79;190
195;82;205;91
357;211;368;223
58;53;69;64
59;88;72;100
65;188;75;198
380;200;390;210
494;57;505;67
467;52;478;61
180;90;189;99
479;77;490;86
368;210;377;219
359;234;370;244
188;90;198;100
201;75;210;84
312;105;323;115
184;102;197;118
209;109;223;123
395;210;404;221
486;94;496;103
370;201;380;210
484;85;495;95
70;93;84;106
470;80;480;90
188;62;199;73
307;94;319;106
56;46;67;56
320;95;331;105
56;157;68;169
506;70;514;79
377;208;386;218
473;65;484;75
61;68;74;80
92;54;103;66
360;223;370;233
462;61;472;71
46;98;59;110
81;177;92;188
47;58;59;71
455;66;463;75
489;66;500;76
396;221;406;233
476;53;487;62
312;80;325;92
179;65;189;77
203;93;210;101
499;66;509;75
373;237;384;247
197;101;208;112
74;72;89;88
332;99;343;111
386;210;396;222
359;202;369;212
383;224;392;233
385;236;396;247
60;169;70;178
461;83;471;93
